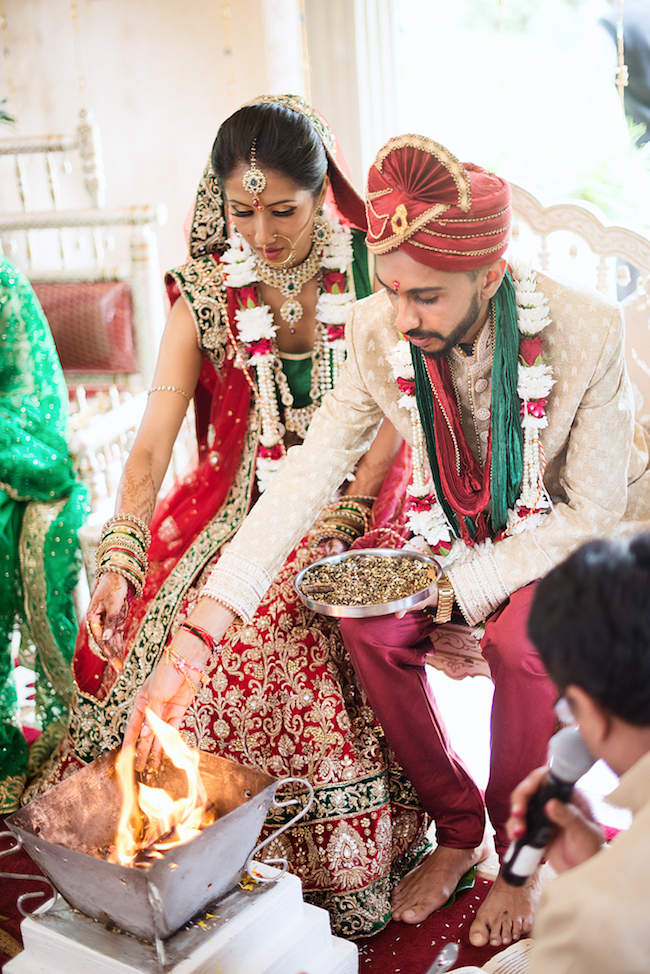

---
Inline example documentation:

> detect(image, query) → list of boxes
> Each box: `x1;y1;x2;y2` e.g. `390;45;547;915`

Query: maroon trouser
340;583;557;856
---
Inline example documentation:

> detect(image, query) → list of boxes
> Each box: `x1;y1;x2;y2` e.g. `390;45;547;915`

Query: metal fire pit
4;748;312;944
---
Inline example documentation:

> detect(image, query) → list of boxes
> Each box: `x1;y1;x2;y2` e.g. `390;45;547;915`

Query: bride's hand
122;598;236;770
314;538;349;560
86;573;131;673
123;657;197;772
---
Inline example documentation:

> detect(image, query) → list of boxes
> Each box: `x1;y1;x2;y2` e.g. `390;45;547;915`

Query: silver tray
294;547;440;618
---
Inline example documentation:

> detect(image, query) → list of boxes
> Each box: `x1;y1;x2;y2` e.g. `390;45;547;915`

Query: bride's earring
311;206;331;248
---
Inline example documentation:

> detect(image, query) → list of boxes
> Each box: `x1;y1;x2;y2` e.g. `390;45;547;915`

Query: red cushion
33;281;137;374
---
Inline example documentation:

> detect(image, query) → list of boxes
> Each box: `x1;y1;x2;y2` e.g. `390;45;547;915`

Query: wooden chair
0;112;193;596
0;110;167;387
509;182;650;423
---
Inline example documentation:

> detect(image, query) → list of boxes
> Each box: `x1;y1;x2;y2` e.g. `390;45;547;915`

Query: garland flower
389;259;555;570
220;209;354;492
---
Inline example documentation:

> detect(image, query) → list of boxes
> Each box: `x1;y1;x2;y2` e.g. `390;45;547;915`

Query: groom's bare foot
469;866;544;947
391;838;491;924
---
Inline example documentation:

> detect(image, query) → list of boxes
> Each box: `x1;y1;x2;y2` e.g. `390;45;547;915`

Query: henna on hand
119;468;157;523
314;538;349;560
88;572;132;669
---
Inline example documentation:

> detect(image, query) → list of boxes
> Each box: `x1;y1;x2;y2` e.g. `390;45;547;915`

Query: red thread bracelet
178;621;219;660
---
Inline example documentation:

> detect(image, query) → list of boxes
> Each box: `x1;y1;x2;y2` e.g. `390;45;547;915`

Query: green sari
0;256;88;812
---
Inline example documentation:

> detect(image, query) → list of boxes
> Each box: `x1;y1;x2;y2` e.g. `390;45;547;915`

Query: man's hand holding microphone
503;726;605;882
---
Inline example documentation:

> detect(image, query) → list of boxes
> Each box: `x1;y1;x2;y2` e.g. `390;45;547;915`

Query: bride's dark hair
212;102;328;198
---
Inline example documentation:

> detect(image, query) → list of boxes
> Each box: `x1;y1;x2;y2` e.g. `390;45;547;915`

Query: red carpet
355;877;501;973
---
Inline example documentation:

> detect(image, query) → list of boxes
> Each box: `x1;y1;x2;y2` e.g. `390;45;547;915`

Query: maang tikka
242;140;267;209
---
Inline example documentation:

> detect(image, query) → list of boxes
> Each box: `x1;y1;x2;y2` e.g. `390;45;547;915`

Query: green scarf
412;270;523;541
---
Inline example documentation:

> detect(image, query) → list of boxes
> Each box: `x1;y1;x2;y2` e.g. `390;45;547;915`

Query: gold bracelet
148;385;192;404
165;647;208;686
96;542;148;571
95;564;145;599
102;512;152;548
320;513;366;534
100;528;148;553
323;506;367;525
434;574;455;624
97;533;148;559
315;527;357;546
343;494;375;510
97;551;148;577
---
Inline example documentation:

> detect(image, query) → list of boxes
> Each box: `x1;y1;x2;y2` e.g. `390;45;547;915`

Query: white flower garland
221;209;355;492
389;259;555;570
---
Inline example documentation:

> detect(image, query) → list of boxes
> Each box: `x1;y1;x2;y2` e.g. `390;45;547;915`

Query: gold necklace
425;367;461;476
254;243;323;326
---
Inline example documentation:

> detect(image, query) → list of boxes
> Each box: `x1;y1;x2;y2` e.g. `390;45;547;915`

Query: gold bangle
320;514;366;533
97;552;147;577
434;574;455;624
343;495;376;506
102;513;152;549
315;528;357;546
321;522;359;540
99;530;147;554
95;564;145;599
148;385;192;404
96;538;148;565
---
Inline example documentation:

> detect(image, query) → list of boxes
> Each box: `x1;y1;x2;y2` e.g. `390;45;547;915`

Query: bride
26;95;430;937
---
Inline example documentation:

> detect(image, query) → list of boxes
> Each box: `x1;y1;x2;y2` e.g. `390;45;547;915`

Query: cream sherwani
529;749;650;974
207;271;650;624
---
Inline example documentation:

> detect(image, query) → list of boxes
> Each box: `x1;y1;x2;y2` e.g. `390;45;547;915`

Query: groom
127;135;650;948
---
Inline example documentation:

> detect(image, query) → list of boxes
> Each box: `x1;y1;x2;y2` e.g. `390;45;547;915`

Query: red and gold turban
365;135;511;271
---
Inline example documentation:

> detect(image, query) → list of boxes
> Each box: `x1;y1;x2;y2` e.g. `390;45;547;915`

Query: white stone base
4;863;357;974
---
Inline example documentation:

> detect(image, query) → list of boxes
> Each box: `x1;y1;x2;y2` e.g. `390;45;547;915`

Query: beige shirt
530;749;650;974
205;270;650;624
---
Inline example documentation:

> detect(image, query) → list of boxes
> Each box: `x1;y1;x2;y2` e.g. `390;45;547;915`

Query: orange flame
110;708;211;866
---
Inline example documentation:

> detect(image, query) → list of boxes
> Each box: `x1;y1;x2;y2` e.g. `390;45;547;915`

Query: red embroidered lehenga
24;124;429;937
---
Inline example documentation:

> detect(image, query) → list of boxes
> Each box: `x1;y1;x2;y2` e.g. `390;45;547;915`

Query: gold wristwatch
434;574;455;624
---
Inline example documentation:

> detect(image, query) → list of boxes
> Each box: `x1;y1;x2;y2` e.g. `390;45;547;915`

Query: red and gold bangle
97;545;148;572
101;512;152;549
178;621;219;662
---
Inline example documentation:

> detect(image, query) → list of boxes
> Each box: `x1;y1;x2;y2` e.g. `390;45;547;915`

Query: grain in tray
299;554;437;606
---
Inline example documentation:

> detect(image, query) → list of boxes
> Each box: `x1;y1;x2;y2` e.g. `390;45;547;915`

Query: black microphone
502;725;596;886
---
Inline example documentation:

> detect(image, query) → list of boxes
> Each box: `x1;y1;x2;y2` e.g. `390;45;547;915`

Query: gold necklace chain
448;299;495;467
447;359;463;417
217;274;335;445
425;367;461;476
254;243;324;325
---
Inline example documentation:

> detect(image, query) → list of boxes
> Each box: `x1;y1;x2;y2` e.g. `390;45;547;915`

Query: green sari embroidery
0;256;88;811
